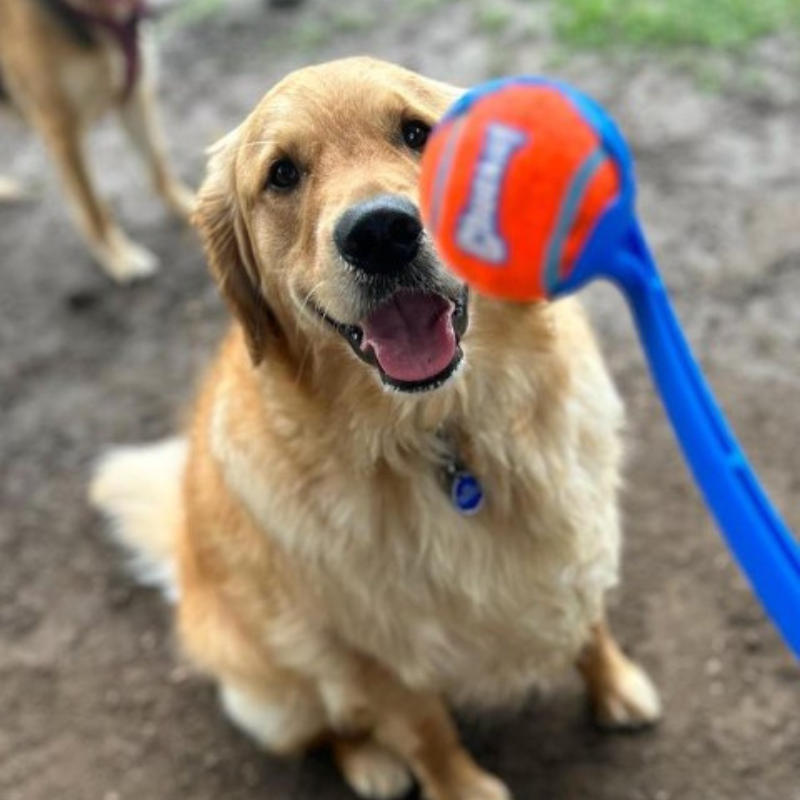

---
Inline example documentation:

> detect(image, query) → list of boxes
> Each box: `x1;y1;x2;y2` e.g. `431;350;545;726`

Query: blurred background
1;1;799;798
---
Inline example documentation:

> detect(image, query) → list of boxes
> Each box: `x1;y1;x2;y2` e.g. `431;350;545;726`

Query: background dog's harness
31;0;150;102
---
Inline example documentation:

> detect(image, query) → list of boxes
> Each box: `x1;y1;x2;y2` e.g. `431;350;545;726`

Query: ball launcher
419;77;800;659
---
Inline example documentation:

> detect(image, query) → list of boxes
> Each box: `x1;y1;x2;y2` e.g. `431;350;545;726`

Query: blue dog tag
450;471;484;516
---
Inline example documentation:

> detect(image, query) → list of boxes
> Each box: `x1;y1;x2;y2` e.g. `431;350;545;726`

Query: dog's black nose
334;195;422;275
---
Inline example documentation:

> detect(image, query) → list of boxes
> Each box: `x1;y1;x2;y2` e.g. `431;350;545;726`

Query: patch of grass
288;19;331;50
157;0;225;33
476;6;513;36
329;8;378;34
690;58;727;92
404;0;452;12
551;0;800;51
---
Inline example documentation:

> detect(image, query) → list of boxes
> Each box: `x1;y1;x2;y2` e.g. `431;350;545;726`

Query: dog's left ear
403;73;464;119
192;128;279;366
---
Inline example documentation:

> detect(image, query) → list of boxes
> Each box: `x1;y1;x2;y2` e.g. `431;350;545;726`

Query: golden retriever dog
90;57;661;800
0;0;192;281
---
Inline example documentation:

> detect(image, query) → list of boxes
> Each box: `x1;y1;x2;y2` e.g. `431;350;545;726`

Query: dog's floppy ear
193;128;279;366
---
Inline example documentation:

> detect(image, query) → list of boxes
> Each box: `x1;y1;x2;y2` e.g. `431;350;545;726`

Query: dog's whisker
292;280;330;379
295;280;330;332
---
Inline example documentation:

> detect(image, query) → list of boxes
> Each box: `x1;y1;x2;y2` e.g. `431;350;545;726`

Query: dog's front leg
372;692;510;800
319;659;511;800
118;44;194;221
577;617;662;730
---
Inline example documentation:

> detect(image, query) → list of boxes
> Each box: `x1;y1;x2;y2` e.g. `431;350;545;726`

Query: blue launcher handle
612;221;800;657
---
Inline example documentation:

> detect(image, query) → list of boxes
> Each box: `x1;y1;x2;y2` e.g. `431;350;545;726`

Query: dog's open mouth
318;289;468;392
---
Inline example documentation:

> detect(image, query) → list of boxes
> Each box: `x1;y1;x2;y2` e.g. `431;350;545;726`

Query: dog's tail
89;437;187;602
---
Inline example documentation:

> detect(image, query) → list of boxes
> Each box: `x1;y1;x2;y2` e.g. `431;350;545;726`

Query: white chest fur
211;348;624;709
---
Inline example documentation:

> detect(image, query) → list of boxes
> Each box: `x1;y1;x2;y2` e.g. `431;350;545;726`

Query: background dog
0;0;192;281
90;57;661;800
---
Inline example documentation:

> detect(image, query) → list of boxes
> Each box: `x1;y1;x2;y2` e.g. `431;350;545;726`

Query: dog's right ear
193;128;279;366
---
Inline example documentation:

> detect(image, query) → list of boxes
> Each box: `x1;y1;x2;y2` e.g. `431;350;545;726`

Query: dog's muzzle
323;194;469;393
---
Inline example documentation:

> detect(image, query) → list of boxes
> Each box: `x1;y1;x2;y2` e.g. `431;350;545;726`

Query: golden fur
0;0;192;281
90;57;661;800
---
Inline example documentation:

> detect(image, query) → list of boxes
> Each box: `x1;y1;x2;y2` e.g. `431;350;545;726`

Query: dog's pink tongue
361;292;456;383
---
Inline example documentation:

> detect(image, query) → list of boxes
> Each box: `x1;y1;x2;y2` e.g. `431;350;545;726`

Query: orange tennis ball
420;81;622;301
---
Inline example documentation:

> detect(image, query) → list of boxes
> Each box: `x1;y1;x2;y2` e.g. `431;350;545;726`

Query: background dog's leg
577;618;662;730
33;110;158;282
119;81;195;221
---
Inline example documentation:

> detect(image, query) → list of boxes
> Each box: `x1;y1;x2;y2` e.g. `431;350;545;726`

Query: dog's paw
424;758;512;800
97;234;160;283
445;770;512;800
592;658;662;730
337;739;413;800
461;774;512;800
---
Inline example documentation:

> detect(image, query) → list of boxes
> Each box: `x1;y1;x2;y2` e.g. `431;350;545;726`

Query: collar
34;0;151;102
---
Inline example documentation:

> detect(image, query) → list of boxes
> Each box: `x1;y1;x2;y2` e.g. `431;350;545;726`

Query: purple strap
61;0;151;102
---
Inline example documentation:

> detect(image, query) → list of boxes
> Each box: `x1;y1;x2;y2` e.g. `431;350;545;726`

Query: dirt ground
2;1;799;798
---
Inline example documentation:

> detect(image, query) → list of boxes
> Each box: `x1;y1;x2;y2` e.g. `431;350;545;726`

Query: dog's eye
402;120;431;152
266;158;300;191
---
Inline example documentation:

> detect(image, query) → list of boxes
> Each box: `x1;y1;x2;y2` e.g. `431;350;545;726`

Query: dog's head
194;57;468;394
